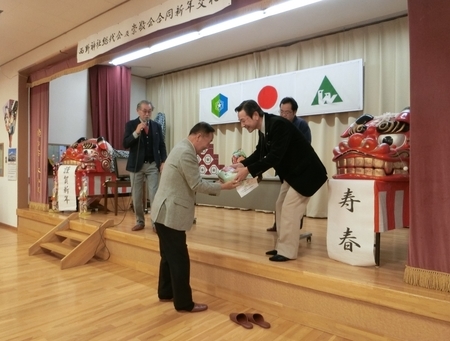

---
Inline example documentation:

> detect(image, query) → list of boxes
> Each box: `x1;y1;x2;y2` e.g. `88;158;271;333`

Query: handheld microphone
141;119;148;131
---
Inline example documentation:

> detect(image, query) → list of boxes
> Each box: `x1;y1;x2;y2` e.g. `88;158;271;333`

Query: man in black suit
231;99;327;261
123;100;167;231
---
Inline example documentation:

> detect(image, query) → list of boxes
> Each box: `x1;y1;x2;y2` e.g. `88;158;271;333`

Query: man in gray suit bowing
151;122;238;313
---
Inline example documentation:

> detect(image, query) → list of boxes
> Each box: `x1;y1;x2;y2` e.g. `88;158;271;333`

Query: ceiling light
149;32;200;54
264;0;322;17
110;47;151;65
110;0;322;65
111;32;200;65
199;11;265;37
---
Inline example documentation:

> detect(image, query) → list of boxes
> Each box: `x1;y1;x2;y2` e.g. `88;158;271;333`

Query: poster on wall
3;99;18;148
199;59;363;125
8;148;17;181
0;143;3;177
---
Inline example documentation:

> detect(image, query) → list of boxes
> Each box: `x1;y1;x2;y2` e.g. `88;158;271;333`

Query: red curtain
406;0;450;289
29;83;50;209
89;65;131;149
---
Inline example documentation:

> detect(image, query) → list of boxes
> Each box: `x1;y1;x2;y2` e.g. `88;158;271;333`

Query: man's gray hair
137;100;154;110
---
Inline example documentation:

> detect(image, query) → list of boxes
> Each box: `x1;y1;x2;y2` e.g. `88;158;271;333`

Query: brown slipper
245;313;271;328
229;313;253;329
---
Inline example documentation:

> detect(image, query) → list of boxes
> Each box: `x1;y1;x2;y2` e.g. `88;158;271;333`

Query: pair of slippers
229;313;271;329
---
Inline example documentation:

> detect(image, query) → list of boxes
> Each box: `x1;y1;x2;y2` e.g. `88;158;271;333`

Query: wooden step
55;230;89;242
28;214;114;269
69;221;99;234
40;242;74;256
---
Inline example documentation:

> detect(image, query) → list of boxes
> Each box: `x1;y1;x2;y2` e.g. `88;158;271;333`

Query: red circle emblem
257;86;278;110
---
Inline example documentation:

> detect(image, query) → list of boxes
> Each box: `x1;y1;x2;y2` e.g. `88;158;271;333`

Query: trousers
129;161;159;226
155;222;194;311
275;181;310;259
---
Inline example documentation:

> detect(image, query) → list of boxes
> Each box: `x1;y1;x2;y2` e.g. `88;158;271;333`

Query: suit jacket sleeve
241;136;263;168
179;149;221;195
123;119;138;149
151;139;220;231
242;118;291;177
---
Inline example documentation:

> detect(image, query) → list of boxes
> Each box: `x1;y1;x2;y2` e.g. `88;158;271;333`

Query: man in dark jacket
231;99;327;261
123;100;167;231
267;96;312;232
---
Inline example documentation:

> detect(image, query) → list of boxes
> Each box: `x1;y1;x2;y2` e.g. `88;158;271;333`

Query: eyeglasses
279;110;293;115
140;108;153;114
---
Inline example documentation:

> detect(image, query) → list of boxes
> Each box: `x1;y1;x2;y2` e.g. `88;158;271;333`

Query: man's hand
229;162;245;169
220;180;240;190
233;167;249;182
135;122;147;134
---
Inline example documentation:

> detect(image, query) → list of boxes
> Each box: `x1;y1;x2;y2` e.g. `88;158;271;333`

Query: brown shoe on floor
191;303;208;312
178;303;208;313
131;224;144;231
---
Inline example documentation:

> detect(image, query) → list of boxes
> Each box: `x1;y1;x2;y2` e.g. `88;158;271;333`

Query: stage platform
17;204;450;341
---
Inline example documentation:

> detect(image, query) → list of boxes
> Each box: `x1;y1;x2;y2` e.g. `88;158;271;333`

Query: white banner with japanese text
327;179;376;266
199;59;363;125
57;165;78;211
77;0;231;62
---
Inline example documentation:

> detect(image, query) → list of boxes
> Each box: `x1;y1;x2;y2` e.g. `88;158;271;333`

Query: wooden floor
86;198;412;292
1;223;350;340
37;198;447;296
9;199;450;340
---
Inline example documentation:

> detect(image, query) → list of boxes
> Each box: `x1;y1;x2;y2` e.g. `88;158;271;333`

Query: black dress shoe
266;224;277;232
269;254;290;262
265;250;277;256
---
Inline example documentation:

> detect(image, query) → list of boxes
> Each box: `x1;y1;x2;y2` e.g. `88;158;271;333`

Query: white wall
130;75;147;120
0;77;18;227
49;69;92;145
47;72;147;146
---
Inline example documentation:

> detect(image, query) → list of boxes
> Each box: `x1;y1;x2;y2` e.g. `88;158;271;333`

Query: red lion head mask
60;136;113;173
332;108;410;181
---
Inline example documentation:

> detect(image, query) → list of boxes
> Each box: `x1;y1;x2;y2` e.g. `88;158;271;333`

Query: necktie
144;123;149;135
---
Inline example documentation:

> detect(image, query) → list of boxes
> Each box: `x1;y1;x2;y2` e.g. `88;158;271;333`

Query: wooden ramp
28;212;113;269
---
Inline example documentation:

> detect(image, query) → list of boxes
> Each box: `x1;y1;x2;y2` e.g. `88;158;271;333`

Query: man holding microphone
123;100;167;231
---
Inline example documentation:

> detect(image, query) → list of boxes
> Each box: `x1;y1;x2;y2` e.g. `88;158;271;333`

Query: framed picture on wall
0;143;3;177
